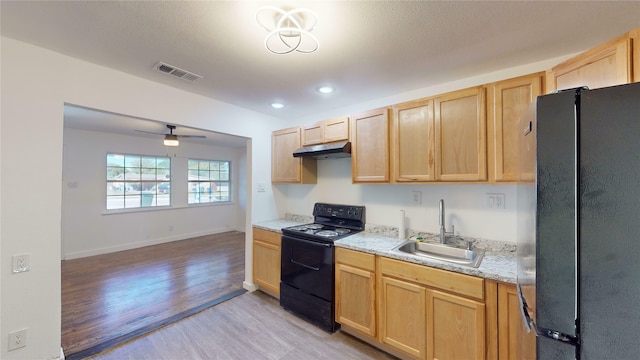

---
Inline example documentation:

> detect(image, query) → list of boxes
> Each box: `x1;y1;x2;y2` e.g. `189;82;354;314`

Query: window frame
187;158;231;205
106;153;172;210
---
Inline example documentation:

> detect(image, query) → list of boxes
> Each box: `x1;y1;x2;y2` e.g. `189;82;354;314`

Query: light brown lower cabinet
335;248;377;338
380;275;427;359
428;289;485;360
252;227;281;298
378;257;486;360
335;249;534;360
497;283;536;360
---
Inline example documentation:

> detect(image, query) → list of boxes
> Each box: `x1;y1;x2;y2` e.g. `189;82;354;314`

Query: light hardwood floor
62;231;245;359
87;291;398;360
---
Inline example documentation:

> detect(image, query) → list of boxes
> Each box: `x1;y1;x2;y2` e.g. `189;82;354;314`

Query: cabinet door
302;122;324;146
547;37;631;92
427;289;485;360
488;74;543;182
393;98;436;182
323;116;350;143
351;108;391;183
335;263;376;337
252;228;281;298
380;276;427;359
631;28;640;83
272;126;317;184
498;284;536;360
434;87;487;181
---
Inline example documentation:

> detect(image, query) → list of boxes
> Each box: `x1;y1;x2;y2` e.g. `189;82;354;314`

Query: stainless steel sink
392;241;485;268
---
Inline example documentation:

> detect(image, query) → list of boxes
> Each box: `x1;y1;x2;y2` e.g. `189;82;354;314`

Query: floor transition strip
66;288;247;360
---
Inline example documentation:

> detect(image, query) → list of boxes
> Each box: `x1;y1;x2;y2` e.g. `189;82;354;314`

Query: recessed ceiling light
317;86;334;94
271;102;285;109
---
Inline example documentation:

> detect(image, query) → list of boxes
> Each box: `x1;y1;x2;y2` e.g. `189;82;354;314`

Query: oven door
281;234;334;301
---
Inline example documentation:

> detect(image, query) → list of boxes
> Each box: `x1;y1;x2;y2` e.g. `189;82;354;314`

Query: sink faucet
439;199;454;244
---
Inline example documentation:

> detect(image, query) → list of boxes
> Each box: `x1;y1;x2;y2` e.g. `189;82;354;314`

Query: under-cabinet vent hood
293;141;351;159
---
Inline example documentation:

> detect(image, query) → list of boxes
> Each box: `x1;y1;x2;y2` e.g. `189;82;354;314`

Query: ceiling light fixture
164;134;179;147
256;6;319;55
317;86;334;94
271;102;285;109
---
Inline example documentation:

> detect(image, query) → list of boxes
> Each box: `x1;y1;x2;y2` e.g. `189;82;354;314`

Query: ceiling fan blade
135;129;165;136
177;135;207;139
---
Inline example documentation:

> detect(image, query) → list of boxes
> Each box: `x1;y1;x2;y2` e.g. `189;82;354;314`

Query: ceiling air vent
153;62;203;82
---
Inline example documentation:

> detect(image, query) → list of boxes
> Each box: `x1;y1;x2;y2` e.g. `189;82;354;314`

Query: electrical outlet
8;329;27;351
12;254;30;273
411;191;422;205
168;225;174;232
486;193;506;209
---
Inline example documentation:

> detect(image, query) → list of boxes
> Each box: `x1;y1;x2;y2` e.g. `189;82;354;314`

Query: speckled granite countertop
253;219;517;284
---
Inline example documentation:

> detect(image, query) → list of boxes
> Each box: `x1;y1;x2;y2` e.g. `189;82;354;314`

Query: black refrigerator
516;82;640;359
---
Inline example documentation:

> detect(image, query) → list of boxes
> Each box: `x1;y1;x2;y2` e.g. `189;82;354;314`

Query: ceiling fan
135;124;206;146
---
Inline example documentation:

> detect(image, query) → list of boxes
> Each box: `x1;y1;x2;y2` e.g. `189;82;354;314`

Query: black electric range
280;202;365;332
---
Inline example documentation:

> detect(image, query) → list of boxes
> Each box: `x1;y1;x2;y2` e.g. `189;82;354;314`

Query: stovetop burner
316;230;339;237
283;223;356;240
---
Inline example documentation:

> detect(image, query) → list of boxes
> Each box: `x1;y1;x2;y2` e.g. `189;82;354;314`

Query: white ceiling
2;1;639;145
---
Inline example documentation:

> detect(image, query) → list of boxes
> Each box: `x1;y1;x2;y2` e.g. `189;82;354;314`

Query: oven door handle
285;236;333;248
290;259;320;271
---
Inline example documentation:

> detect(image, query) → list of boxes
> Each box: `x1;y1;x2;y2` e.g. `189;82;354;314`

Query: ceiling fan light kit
135;124;206;147
163;134;179;147
256;6;319;55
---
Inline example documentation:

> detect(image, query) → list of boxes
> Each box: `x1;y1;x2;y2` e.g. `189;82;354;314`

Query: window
188;159;230;204
106;153;171;210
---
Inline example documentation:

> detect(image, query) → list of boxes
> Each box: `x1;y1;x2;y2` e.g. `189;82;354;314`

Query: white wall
62;128;247;259
277;159;517;242
0;37;284;360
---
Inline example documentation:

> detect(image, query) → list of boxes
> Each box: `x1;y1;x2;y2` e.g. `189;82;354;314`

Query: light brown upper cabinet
272;126;317;184
351;107;391;183
546;35;631;92
434;87;487;182
631;28;640;83
302;121;324;146
323;116;350;143
487;73;543;183
392;98;436;182
302;115;350;146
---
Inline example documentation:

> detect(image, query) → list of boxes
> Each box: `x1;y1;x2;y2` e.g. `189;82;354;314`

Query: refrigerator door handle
536;326;580;347
517;285;580;346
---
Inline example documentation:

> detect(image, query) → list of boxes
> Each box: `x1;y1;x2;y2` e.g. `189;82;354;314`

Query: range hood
292;141;351;159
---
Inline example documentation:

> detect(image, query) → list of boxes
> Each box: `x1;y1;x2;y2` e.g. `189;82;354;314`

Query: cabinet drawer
379;257;484;301
253;227;281;246
336;247;375;271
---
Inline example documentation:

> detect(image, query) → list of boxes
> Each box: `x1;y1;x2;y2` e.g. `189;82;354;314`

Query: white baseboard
243;281;258;292
64;227;245;260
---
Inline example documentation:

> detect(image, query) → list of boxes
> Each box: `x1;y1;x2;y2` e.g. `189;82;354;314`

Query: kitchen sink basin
392;241;485;268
